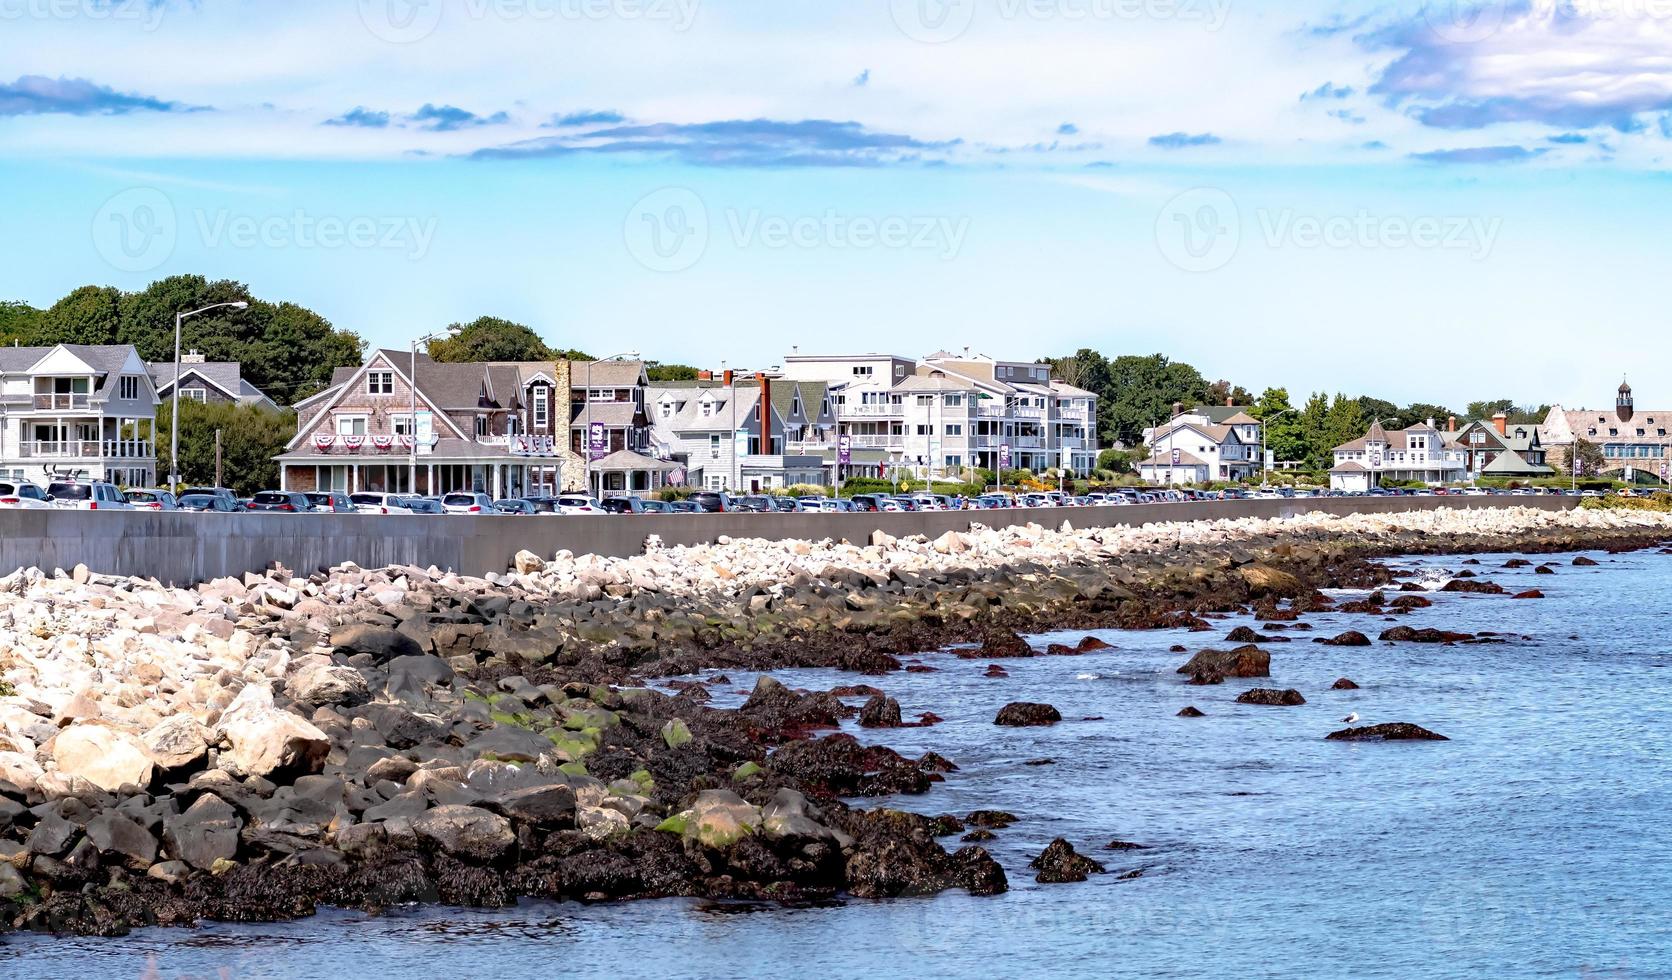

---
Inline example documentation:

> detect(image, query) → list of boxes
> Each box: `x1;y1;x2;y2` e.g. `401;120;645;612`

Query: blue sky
4;0;1672;408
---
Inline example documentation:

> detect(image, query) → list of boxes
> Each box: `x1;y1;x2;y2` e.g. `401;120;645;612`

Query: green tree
1101;353;1209;448
1322;393;1368;457
0;301;41;345
116;275;258;363
244;301;363;402
645;362;700;381
1572;438;1605;476
155;401;296;495
1205;379;1253;407
1402;402;1459;429
34;285;123;345
429;316;559;362
1252;387;1306;464
1297;391;1331;469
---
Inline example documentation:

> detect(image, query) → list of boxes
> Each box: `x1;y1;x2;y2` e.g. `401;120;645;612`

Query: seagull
1342;712;1360;724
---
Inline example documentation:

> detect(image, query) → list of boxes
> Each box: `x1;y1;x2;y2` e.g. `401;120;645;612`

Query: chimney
1226;395;1234;407
723;369;734;387
756;372;771;452
1172;401;1185;418
697;370;712;381
183;349;207;365
1492;411;1508;436
1447;416;1456;432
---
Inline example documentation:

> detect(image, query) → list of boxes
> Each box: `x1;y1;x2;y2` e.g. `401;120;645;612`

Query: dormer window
367;370;394;395
659;402;673;419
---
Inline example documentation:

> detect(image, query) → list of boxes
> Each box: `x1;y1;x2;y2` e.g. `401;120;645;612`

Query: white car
0;480;53;509
46;481;132;510
555;494;604;515
349;492;414;515
441;491;494;515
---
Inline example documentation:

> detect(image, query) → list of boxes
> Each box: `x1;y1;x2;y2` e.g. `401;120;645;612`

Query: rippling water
8;548;1672;979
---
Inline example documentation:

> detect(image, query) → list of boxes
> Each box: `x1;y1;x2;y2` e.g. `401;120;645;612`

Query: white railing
32;393;90;410
17;440;154;459
845;403;904;417
848;435;904;449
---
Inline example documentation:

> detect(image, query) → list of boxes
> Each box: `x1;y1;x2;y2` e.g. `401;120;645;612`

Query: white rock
216;683;330;778
52;723;154;791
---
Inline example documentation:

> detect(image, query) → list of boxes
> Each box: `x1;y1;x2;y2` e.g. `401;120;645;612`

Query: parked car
176;493;242;513
441;492;493;515
395;496;444;515
824;498;857;512
735;494;775;513
305;490;356;513
246;490;315;513
888;495;919;512
349;492;414;515
912;494;952;511
668;500;702;513
599;496;646;515
124;489;179;511
0;480;54;509
641;499;671;514
769;496;801;513
179;486;239;506
557;494;605;515
850;493;890;512
689;491;734;513
47;481;132;510
492;498;537;515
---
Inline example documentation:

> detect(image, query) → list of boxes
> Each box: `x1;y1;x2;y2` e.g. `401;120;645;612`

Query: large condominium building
779;348;1100;478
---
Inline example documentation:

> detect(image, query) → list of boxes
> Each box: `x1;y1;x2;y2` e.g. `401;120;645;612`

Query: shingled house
275;349;582;497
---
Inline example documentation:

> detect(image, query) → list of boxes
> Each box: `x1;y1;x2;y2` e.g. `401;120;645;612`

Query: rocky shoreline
0;505;1667;937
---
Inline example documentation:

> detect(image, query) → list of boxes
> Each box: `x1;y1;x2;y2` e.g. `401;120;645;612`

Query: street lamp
584;350;640;497
1260;408;1296;487
409;327;459;494
170;301;248;488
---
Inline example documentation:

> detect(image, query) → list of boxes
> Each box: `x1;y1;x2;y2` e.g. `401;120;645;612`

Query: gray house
0;343;160;487
648;375;837;492
147;352;278;411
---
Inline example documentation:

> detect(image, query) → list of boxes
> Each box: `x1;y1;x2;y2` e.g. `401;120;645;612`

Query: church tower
1617;379;1635;423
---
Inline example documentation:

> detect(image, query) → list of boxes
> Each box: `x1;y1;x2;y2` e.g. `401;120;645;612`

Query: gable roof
572;360;647;388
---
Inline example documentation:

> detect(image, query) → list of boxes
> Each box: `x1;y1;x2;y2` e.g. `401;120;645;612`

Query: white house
1139;406;1262;484
0;344;159;487
1329;419;1466;491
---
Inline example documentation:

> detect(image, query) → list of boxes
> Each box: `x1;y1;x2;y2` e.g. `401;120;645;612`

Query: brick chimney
697;369;712;381
1447;416;1457;432
722;369;734;386
1172;401;1185;418
1492;411;1508;436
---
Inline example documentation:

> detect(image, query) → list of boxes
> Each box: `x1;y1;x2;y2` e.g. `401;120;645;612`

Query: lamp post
170;301;248;488
409;327;459;495
1260;407;1296;487
584;350;640;497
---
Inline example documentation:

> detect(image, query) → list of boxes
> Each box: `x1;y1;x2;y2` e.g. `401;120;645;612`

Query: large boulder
284;663;370;708
760;788;830;840
85;811;159;869
216;683;331;778
52;723;153;792
1234;688;1306;706
684;789;761;849
1177;645;1269;678
163;793;242;870
859;695;903;728
141;716;209;770
1029;838;1105;883
994;702;1062;727
1238;563;1306;598
330;624;423;663
412;804;516;862
1320;631;1372;647
1326;723;1448;741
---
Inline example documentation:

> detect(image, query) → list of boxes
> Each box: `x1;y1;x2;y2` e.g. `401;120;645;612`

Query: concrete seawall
0;497;1578;585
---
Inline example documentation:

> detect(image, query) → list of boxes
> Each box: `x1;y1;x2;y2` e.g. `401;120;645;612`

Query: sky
3;0;1671;409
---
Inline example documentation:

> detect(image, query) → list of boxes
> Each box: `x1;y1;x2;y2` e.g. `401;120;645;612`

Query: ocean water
7;548;1671;979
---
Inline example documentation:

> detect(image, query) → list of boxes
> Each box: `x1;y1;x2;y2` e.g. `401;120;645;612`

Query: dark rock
1503;558;1532;569
485;784;577;828
1379;626;1474;644
1512;590;1545;599
961;828;996;843
162;793;242;871
1535;565;1556;575
1573;556;1599;566
1176;706;1206;718
1234;688;1306;706
84;812;158;869
769;734;931;798
1326;723;1449;741
1330;678;1360;690
994;702;1061;727
1321;631;1371;647
1029;838;1105;883
1441;579;1507;595
1177;645;1269;678
331;624;423;664
412;805;516;863
1104;839;1148;850
982;664;1009;678
1389;595;1433;610
1185;670;1224;686
858;695;903;729
965;810;1018;829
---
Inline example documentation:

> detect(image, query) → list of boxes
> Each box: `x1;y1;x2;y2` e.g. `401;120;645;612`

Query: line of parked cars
0;477;1593;516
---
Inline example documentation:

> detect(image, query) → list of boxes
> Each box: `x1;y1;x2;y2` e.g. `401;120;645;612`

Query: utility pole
214;428;223;489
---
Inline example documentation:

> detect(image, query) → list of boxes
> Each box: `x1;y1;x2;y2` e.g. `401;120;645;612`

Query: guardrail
0;496;1578;585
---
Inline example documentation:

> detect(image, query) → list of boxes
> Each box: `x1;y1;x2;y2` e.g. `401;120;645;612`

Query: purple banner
999;444;1012;469
838;434;852;465
588;422;608;462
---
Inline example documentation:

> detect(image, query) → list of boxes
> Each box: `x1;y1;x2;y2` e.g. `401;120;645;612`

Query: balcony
977;403;1044;420
847;435;904;450
17;440;154;459
32;393;90;411
845;403;904;418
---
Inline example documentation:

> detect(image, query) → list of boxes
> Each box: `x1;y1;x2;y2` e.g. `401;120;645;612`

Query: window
367;371;394;395
791;396;802;415
945;394;963;407
944;455;962;468
852;365;874;377
945;424;963;436
916;395;933;406
392;414;414;436
184;387;208;403
534;390;549;428
659;402;672;419
119;375;140;400
710;434;722;457
915;425;931;436
701;399;715;418
336;415;367;437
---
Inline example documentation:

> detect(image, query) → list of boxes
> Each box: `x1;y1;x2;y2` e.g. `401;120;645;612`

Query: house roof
1138;450;1208;468
1190;405;1259;425
591;449;676;471
0;344;142;398
147;360;275;407
1049;381;1097;398
1479;450;1555;476
571;360;646;388
1329;461;1368;473
571;402;640;427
